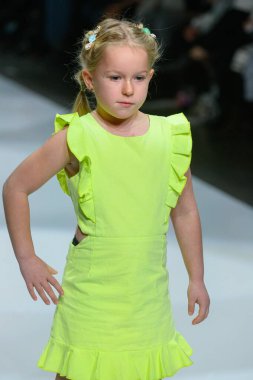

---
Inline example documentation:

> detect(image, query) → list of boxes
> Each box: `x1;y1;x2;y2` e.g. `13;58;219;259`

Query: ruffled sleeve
53;112;96;224
53;112;86;196
165;113;192;209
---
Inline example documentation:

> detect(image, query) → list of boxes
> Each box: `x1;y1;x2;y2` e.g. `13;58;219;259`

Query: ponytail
72;69;92;116
72;90;91;116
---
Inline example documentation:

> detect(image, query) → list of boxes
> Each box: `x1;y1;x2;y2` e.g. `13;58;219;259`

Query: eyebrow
104;70;148;74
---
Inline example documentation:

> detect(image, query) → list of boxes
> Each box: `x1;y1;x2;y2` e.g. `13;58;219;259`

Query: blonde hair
72;17;162;116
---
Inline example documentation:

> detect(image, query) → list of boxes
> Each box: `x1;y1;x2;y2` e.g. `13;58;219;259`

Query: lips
118;101;134;105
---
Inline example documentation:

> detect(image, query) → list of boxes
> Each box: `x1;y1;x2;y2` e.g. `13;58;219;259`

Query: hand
18;255;64;305
187;280;210;325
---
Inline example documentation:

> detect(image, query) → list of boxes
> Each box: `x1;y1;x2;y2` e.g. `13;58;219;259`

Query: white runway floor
1;75;253;380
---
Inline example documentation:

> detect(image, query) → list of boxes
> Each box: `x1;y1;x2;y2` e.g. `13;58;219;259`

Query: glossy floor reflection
1;75;253;380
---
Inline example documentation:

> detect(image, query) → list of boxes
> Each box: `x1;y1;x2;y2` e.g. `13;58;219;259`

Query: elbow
2;177;12;203
3;172;32;204
2;177;28;213
2;176;22;203
2;178;9;198
170;202;199;222
3;173;31;196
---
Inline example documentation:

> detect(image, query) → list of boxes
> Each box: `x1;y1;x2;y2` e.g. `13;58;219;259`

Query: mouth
117;101;134;106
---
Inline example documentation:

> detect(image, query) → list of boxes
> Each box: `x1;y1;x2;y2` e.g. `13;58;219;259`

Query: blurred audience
0;0;44;55
0;0;252;131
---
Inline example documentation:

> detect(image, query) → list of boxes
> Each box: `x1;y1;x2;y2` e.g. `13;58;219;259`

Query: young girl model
2;18;210;380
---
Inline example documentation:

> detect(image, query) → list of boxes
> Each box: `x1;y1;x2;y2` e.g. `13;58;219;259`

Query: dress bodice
54;112;192;237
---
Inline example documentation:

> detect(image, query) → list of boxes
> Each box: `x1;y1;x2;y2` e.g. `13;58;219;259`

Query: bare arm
2;127;75;261
2;126;77;305
170;168;210;325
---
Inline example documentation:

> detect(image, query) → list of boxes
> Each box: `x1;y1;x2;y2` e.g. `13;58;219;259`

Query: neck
93;108;140;130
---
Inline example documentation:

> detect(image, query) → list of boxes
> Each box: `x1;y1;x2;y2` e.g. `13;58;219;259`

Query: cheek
94;84;117;104
137;82;149;94
97;81;114;92
103;85;119;100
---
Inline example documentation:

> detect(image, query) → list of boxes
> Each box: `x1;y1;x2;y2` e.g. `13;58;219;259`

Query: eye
135;75;146;81
109;75;121;81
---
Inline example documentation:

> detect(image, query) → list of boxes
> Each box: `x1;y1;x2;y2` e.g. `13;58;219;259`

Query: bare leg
55;374;67;380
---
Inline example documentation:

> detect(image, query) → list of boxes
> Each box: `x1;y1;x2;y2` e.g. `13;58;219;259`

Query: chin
98;105;140;121
114;108;140;118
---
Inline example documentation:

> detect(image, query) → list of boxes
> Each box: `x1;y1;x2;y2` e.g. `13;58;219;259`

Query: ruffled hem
37;331;193;380
165;113;192;209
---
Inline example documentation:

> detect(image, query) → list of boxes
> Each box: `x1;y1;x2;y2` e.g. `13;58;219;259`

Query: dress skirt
37;234;193;380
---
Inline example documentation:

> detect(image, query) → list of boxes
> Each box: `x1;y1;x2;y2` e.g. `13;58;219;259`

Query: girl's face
82;44;154;123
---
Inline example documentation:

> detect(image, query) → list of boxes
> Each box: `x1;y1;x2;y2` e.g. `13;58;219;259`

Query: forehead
97;44;149;71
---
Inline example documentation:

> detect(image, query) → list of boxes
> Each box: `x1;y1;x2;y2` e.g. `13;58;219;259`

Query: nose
122;80;134;96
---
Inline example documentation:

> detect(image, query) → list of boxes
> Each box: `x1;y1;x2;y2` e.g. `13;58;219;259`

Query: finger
42;281;60;305
36;283;52;305
192;305;208;324
48;276;64;296
47;264;58;274
205;307;210;318
188;299;195;315
27;282;38;301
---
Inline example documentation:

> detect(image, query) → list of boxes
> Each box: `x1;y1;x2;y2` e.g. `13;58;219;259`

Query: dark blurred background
1;0;253;205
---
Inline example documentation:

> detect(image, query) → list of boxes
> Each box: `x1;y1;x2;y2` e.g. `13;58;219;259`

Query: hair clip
142;27;156;38
84;25;101;50
136;23;156;38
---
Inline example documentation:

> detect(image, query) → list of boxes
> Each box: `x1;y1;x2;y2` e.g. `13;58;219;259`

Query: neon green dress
37;111;193;380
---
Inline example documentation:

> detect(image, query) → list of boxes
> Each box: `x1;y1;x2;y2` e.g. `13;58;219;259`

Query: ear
82;69;93;91
148;68;154;81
